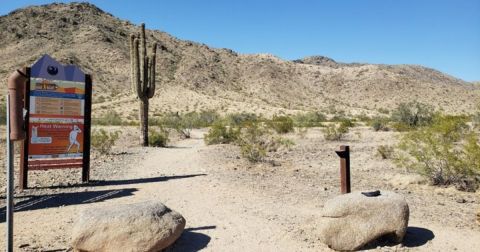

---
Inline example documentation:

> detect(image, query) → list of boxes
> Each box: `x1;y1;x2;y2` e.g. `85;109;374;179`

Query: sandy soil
0;127;479;251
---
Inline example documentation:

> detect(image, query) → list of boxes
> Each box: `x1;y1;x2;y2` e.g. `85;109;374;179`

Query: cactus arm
129;34;136;94
147;42;157;98
133;38;144;99
140;23;148;96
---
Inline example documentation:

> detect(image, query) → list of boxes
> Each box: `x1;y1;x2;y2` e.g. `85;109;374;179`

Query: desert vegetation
394;112;480;191
90;129;120;154
0;100;6;125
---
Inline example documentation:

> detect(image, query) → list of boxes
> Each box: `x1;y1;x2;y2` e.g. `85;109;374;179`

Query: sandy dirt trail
121;130;316;251
1;128;479;251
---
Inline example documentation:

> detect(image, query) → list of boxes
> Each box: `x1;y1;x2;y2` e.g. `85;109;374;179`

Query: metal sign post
6;94;14;252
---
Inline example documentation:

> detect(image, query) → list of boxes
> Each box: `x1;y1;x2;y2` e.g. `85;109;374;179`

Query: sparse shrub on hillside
292;111;326;127
339;118;355;128
355;113;371;122
322;123;349;141
370;116;390;131
377;145;394;159
198;110;220;127
473;104;480;128
0;101;6;125
226;112;261;127
268;115;294;134
204;120;240;145
395;115;479;191
91;129;120;154
391;102;434;130
274;136;295;150
148;127;169;147
378;108;390;114
93;110;123;126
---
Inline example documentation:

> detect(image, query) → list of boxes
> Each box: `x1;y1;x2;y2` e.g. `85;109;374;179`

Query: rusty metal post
7;68;27;140
335;145;351;194
6;95;14;252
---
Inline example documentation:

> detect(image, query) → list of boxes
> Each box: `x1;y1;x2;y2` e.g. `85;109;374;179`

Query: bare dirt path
121;130;317;251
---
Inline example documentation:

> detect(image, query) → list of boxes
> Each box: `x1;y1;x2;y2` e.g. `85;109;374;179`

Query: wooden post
335;145;351;194
82;74;92;183
19;67;31;190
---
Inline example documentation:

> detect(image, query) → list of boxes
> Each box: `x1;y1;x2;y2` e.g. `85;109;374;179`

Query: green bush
204;120;240;145
378;108;390;114
370;116;390;131
274;136;295;150
292;111;326;127
339;118;355;128
268;115;294;134
355;113;371;122
395;115;479;191
377;145;394;159
225;112;261;127
149;127;169;147
391;102;434;130
322;123;349;141
157;111;221;138
91;129;120;154
473;104;480;128
0;101;6;125
236;122;270;162
93;110;123;126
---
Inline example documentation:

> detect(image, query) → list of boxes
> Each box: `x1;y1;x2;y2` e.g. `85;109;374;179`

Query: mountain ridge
1;2;478;117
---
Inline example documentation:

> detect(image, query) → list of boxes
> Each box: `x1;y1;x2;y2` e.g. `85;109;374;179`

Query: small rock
18;243;30;248
456;198;466;203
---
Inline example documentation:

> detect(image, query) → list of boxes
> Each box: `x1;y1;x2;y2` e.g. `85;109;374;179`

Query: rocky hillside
1;2;479;117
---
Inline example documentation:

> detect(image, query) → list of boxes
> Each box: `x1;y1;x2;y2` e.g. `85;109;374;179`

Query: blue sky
1;0;479;81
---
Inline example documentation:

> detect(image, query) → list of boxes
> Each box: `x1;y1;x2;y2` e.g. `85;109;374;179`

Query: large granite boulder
72;201;186;252
318;191;409;251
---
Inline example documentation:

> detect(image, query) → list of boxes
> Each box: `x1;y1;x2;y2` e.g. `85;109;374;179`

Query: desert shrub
378;108;390;114
274;136;295;150
236;122;270;162
395;115;479;191
93;110;123;126
91;129;120;154
339;118;355;128
204;120;240;145
473;104;480;128
225;112;260;127
160;112;197;138
370;116;390;131
197;110;220;127
292;111;326;127
149;127;169;147
322;123;349;141
391;102;434;130
377;145;394;159
355;113;371;122
268;115;294;134
0;101;6;125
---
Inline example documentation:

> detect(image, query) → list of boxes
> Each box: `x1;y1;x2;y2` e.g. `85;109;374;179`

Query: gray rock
72;201;185;252
318;191;409;251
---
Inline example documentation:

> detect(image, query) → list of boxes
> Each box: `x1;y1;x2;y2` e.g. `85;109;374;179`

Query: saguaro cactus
130;23;157;146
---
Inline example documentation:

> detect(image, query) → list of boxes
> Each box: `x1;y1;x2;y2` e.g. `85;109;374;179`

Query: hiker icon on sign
67;125;82;153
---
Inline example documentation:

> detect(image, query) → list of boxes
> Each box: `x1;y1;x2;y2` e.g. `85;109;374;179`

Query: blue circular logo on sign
47;65;58;75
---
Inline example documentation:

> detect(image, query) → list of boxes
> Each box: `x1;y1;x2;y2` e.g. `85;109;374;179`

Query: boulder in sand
318;191;409;251
71;201;186;252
